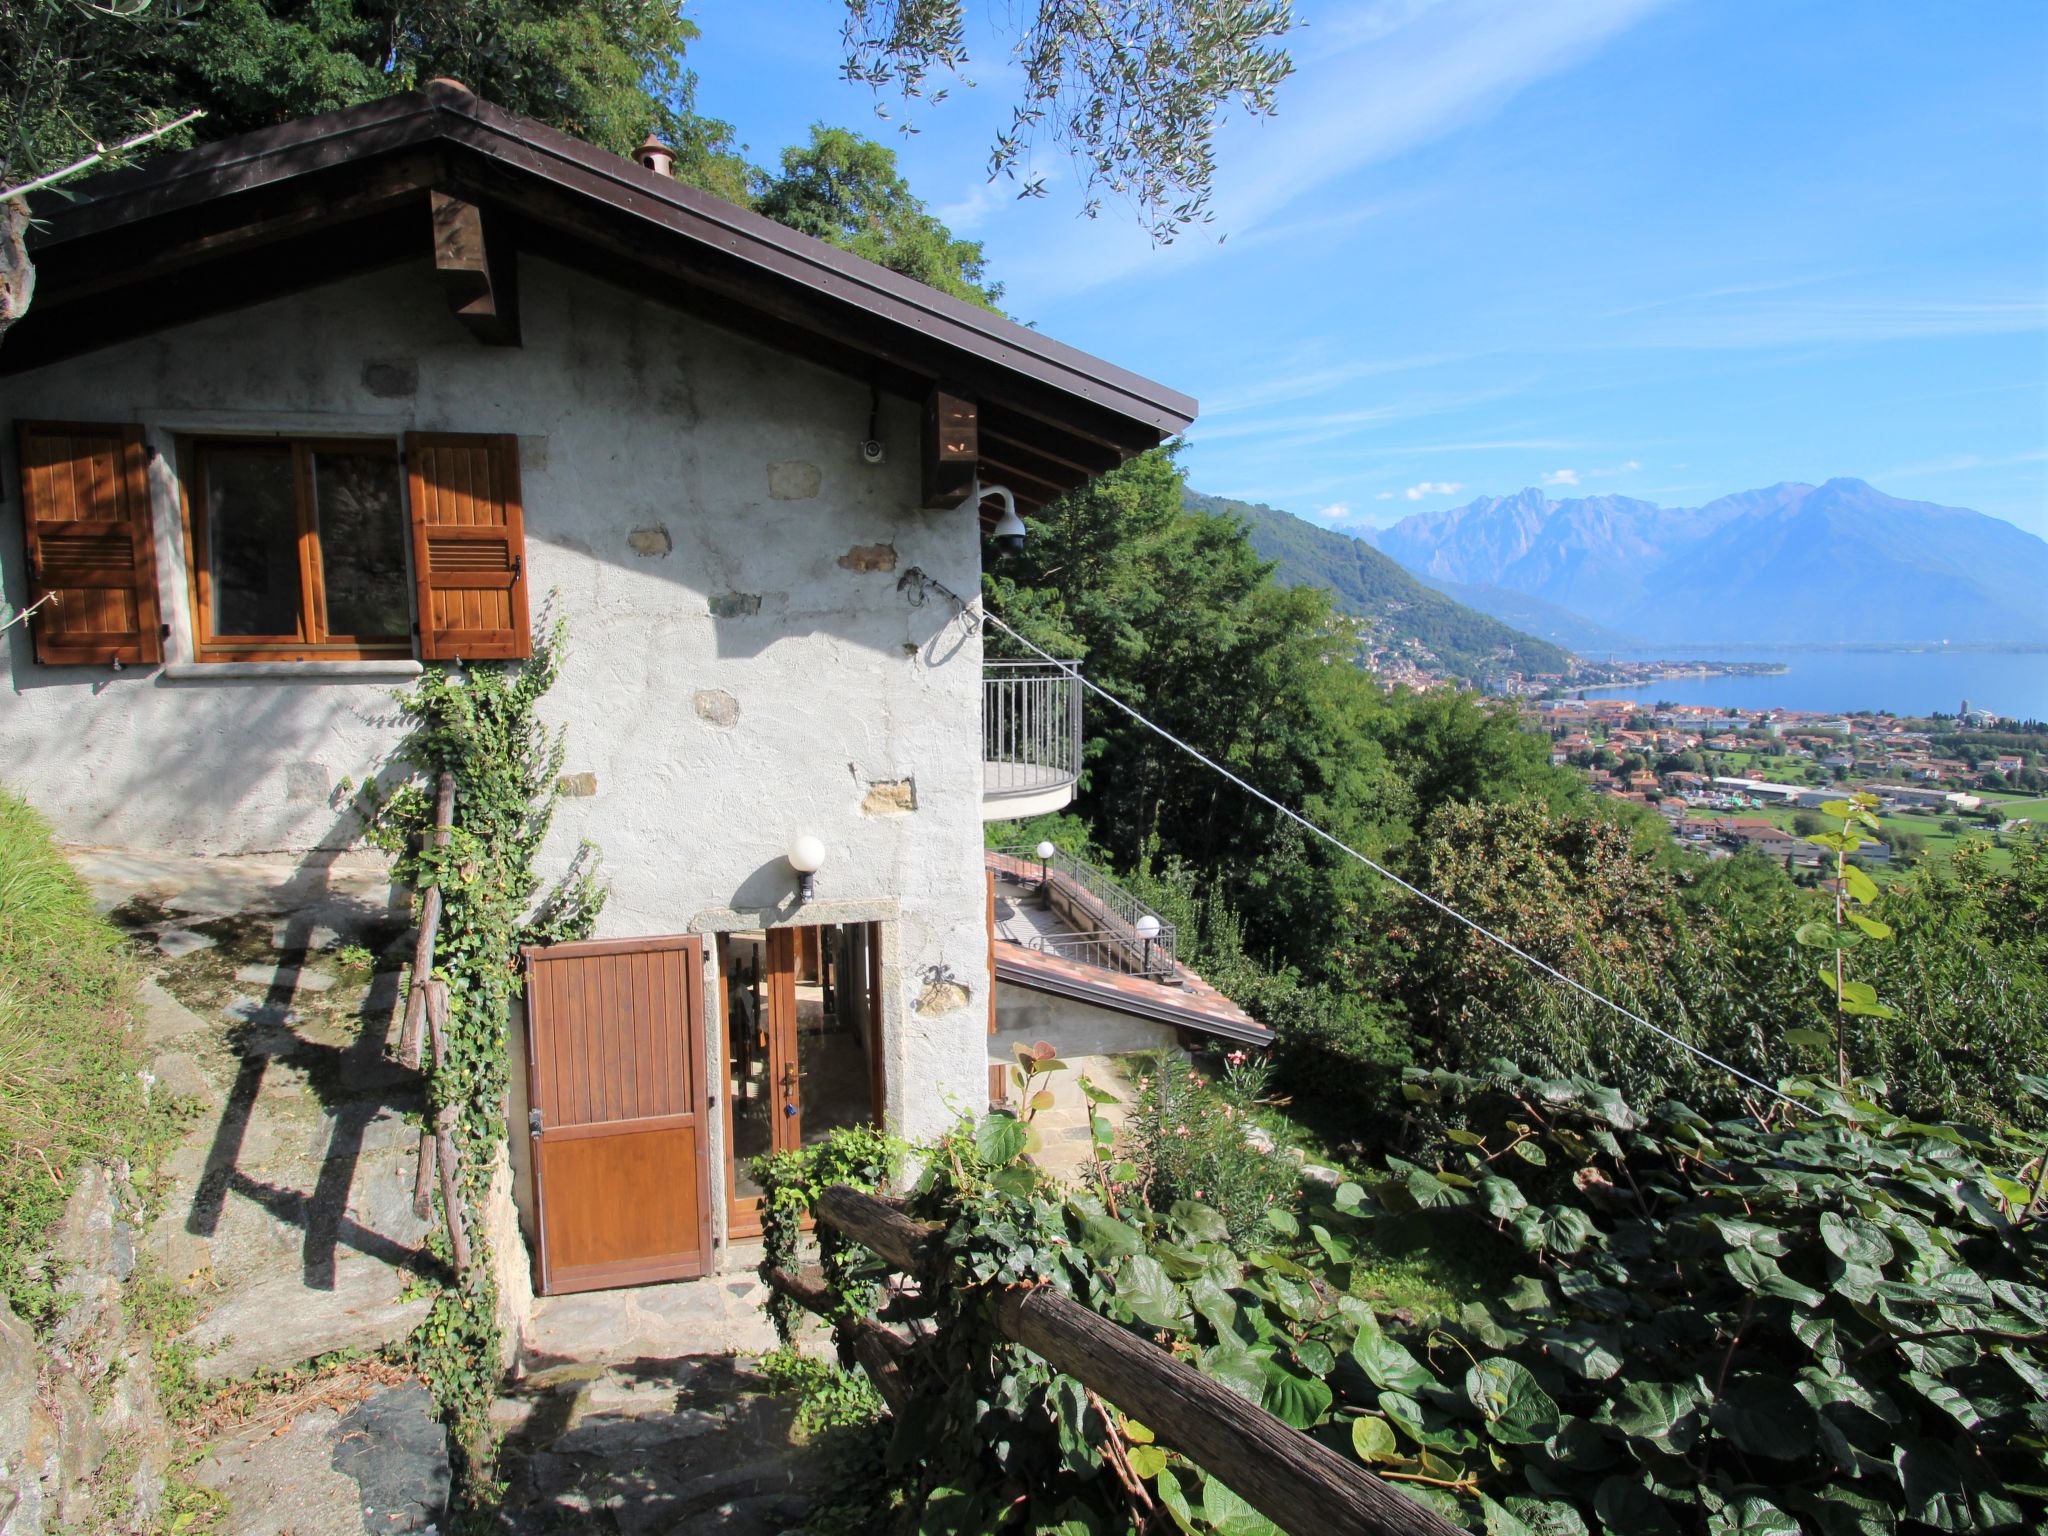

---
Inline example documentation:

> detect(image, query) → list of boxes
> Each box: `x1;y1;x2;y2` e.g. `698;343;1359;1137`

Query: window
183;437;411;660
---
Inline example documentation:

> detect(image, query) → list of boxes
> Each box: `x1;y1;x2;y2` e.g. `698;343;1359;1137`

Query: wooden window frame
177;434;414;663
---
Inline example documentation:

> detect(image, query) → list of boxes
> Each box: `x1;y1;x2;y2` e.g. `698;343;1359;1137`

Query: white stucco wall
993;986;1180;1062
0;257;995;1256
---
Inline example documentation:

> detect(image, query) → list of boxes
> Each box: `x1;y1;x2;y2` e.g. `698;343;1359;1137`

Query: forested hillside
1185;490;1575;683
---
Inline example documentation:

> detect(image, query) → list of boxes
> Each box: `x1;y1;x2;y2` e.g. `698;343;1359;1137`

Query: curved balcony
982;660;1082;821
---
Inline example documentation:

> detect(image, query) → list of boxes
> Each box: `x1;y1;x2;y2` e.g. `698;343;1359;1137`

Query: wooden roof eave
6;85;1196;492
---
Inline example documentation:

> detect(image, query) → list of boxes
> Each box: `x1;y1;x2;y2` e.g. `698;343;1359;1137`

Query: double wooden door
522;936;712;1295
723;923;885;1237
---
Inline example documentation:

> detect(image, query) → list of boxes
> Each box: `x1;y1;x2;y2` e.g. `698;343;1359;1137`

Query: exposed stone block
766;461;822;500
837;542;897;573
693;690;740;728
915;981;972;1016
627;525;673;557
708;592;761;618
360;359;418;398
861;778;917;816
556;772;598;798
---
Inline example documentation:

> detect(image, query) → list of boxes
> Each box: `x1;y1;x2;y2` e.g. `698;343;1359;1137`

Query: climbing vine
365;606;605;1510
756;1122;905;1343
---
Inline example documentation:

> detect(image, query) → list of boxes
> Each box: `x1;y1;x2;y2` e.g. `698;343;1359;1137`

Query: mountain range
1184;490;1572;682
1363;479;2048;647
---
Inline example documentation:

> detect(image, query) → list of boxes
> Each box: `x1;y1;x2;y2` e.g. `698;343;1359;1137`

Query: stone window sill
160;660;424;682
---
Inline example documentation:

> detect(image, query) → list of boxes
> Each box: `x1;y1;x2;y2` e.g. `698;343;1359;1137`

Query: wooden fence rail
801;1184;1464;1536
398;770;469;1273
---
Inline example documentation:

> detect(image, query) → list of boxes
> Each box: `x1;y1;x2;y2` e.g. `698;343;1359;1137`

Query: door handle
528;1107;544;1139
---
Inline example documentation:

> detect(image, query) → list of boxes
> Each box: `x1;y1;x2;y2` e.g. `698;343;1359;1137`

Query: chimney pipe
635;134;676;178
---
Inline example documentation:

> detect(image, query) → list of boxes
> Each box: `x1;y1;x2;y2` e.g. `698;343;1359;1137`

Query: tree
752;125;1001;309
838;0;1295;242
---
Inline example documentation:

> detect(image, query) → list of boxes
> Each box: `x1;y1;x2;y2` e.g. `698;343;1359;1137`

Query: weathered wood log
764;1264;913;1414
815;1185;1462;1536
412;1129;437;1221
813;1185;940;1272
399;771;456;1070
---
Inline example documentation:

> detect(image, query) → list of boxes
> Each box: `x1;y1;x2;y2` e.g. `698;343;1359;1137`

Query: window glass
205;448;301;637
311;450;408;638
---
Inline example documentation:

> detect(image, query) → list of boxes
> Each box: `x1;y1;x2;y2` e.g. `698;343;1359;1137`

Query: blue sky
686;0;2048;538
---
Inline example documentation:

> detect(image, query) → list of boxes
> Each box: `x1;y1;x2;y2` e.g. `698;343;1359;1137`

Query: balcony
982;660;1082;821
988;845;1178;979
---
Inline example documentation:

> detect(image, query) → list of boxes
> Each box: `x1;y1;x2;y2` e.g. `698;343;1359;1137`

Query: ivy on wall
366;606;605;1509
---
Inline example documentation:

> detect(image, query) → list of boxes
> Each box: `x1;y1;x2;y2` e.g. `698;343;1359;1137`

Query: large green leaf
1463;1359;1560;1445
1078;1212;1142;1263
1599;1379;1704;1451
1711;1375;1817;1458
1199;1475;1283;1536
973;1113;1028;1167
1893;1439;1975;1533
1260;1358;1333;1429
1595;1477;1682;1536
1117;1253;1185;1330
1818;1210;1894;1268
1198;1339;1268;1406
1351;1415;1400;1463
1170;1200;1230;1242
1351;1328;1437;1395
1723;1248;1826;1306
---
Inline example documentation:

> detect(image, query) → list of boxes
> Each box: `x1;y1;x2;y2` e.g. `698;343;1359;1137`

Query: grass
1251;1096;1522;1324
0;786;159;1321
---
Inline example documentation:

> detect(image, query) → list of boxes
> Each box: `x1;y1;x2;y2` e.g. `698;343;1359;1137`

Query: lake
1573;646;2048;720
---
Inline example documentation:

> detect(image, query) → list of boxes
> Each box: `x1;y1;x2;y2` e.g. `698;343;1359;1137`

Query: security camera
992;505;1028;556
860;439;886;465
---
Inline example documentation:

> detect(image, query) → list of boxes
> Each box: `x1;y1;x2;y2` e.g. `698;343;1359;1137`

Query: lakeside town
1516;695;2047;875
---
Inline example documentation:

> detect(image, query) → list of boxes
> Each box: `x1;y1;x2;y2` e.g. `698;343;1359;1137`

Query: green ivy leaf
1078;1212;1143;1263
1170;1200;1229;1242
1198;1339;1267;1405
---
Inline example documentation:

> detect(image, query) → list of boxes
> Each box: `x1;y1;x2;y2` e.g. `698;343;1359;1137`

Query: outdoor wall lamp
1135;913;1162;976
1035;839;1057;904
787;834;826;903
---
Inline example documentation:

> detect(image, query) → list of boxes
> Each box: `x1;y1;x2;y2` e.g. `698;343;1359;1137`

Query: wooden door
523;936;711;1294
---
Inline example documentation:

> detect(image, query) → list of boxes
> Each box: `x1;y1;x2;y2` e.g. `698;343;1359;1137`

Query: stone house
0;86;1233;1295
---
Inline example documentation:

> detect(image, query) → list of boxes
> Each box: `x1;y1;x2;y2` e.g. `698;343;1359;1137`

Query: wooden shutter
404;432;530;660
15;422;162;666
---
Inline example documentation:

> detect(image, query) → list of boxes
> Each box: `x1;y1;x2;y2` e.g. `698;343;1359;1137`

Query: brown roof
994;942;1272;1047
4;84;1195;506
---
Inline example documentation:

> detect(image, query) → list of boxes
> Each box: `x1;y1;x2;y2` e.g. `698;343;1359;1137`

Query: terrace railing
993;844;1178;980
983;660;1082;809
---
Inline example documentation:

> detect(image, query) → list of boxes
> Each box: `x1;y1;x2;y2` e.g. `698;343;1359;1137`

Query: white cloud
1374;491;1397;500
1403;480;1464;500
999;0;1674;298
1541;468;1581;487
1318;501;1353;522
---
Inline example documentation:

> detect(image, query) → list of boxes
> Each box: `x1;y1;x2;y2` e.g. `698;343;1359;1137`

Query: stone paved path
493;1356;817;1535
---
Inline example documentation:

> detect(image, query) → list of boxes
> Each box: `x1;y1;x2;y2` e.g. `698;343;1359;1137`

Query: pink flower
1193;1190;1204;1199
1137;1077;1150;1090
1175;1126;1191;1138
1227;1050;1248;1067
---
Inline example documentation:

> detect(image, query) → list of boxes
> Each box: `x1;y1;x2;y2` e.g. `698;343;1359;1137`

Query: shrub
1126;1050;1297;1241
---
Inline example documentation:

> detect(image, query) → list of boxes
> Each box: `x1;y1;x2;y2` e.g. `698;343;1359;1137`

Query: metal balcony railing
992;844;1179;980
983;660;1083;804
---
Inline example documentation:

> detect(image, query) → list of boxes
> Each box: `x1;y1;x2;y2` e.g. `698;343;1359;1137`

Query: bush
1126;1050;1298;1241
